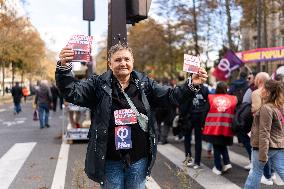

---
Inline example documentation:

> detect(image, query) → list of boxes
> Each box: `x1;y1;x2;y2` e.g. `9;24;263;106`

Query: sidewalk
0;94;12;104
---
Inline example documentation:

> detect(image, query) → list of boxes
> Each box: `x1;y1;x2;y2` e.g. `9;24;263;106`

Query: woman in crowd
203;81;237;175
244;80;284;189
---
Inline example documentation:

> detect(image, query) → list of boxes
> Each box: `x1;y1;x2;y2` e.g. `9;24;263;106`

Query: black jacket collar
100;70;146;87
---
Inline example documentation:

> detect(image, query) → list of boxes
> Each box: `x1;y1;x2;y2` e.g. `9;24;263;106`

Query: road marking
51;143;70;189
3;121;25;127
190;137;283;186
0;142;36;189
2;117;27;127
15;117;27;121
146;176;161;189
158;144;241;189
0;109;6;112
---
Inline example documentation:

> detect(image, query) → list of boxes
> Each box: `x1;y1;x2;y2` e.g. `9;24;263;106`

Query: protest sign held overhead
213;50;244;81
66;35;93;62
183;54;201;74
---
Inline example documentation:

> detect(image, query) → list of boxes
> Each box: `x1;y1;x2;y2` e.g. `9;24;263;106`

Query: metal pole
87;20;93;76
107;0;127;52
88;21;91;36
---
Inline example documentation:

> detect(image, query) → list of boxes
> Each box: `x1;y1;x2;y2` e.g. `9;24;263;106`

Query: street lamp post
83;0;95;76
107;0;127;51
107;0;152;51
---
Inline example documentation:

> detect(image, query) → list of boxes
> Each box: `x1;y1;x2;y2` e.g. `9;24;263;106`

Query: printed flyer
66;35;93;62
183;54;200;74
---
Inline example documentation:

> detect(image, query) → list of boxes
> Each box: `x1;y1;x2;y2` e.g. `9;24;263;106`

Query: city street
0;100;283;189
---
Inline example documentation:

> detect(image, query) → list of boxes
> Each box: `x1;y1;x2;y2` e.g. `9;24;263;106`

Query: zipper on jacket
94;129;97;151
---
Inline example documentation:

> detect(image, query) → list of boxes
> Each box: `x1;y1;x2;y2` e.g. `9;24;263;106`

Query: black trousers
183;113;203;165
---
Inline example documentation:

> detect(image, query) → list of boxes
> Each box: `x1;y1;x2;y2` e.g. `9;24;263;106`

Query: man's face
247;74;254;85
109;49;134;78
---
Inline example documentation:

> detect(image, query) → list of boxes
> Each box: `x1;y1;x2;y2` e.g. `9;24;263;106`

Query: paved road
0;101;283;189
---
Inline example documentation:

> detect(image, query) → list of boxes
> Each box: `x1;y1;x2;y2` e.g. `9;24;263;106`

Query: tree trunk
192;0;199;55
1;62;5;96
21;71;24;85
256;0;263;72
12;62;15;86
225;0;233;49
167;23;174;76
263;0;268;72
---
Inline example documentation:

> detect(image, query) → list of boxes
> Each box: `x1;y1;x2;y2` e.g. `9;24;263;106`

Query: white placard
183;54;201;74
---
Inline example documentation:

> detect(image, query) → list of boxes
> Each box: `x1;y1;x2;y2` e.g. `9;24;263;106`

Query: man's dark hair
250;71;258;77
240;71;247;79
216;81;228;94
275;74;284;82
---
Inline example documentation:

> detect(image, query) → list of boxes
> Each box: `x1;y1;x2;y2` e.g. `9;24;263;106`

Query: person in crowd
203;81;237;175
56;43;208;189
181;84;209;169
242;71;257;104
67;102;83;128
50;82;60;112
244;80;284;189
155;78;176;145
5;86;9;94
155;105;175;145
251;72;275;185
228;71;248;106
236;71;257;170
251;72;270;113
205;82;216;158
275;74;284;82
22;85;29;103
11;82;22;115
172;74;187;142
35;80;52;129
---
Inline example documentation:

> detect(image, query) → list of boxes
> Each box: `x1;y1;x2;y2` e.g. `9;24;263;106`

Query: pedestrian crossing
158;144;241;189
0;142;36;189
51;143;70;189
0;141;283;189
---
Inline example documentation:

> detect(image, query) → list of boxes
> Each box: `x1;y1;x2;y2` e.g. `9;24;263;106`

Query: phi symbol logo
218;58;239;79
117;127;128;142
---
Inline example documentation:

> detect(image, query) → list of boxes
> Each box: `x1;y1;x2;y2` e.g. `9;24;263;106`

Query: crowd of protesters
8;41;284;188
153;69;284;188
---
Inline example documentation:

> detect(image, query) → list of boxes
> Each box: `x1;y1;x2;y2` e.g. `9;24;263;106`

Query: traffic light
126;0;152;24
83;0;95;21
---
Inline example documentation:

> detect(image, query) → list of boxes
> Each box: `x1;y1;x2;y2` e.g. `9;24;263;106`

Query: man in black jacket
11;82;22;114
181;84;210;169
56;43;208;188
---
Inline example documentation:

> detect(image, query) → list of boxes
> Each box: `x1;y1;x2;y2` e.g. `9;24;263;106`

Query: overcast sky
24;0;108;55
23;0;160;56
20;0;227;65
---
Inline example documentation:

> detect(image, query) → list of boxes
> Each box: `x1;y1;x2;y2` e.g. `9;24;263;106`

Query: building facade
240;1;284;74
